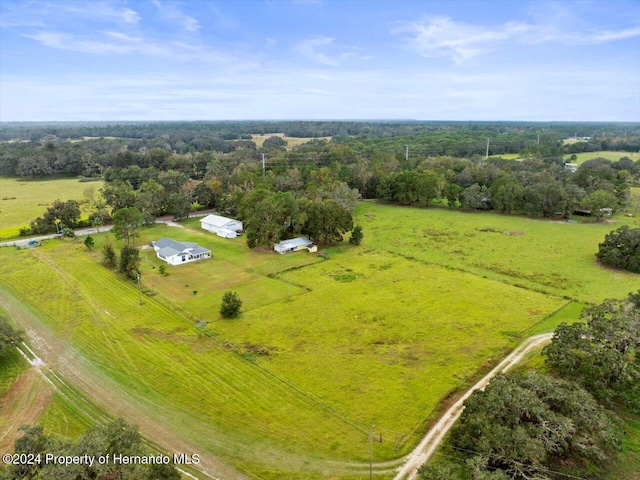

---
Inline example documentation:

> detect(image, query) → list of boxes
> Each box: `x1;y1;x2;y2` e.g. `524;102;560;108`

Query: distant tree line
10;122;640;249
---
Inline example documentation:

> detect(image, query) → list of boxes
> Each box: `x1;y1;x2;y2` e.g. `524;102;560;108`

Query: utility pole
404;145;409;162
485;138;490;159
136;273;143;306
369;425;375;480
537;134;540;145
368;425;382;480
261;153;266;173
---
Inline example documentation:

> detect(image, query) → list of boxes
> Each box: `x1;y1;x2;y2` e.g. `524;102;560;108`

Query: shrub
119;245;141;279
349;225;363;245
102;243;117;269
220;291;242;318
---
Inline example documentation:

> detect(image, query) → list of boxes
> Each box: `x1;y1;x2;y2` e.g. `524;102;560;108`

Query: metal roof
275;237;313;248
200;214;239;228
154;237;210;257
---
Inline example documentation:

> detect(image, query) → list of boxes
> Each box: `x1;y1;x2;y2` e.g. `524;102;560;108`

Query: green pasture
359;202;638;303
488;153;523;160
0;220;565;477
0;200;635;477
563;150;639;165
0;176;103;238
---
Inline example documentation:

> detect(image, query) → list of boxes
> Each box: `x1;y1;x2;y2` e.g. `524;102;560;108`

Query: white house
274;237;317;254
200;214;243;239
152;237;211;265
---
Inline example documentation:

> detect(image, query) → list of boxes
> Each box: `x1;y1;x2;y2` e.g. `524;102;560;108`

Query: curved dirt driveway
393;333;553;480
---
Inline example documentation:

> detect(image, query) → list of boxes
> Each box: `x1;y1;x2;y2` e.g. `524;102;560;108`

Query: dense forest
1;121;639;248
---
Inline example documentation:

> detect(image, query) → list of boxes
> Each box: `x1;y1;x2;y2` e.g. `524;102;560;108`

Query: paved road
393;333;554;480
0;210;215;248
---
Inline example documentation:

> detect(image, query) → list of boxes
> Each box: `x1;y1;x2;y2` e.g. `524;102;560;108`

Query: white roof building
274;237;317;254
152;237;211;265
200;214;243;239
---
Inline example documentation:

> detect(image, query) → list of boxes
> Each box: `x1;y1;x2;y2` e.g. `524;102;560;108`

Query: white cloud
394;16;531;63
151;0;200;32
22;31;170;56
395;14;640;63
294;36;359;66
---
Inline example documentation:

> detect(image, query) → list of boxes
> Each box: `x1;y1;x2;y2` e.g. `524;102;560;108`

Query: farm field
0;202;636;478
0;176;103;239
563;150;639;164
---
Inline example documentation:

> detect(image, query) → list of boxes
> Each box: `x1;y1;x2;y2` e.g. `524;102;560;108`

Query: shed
200;214;243;239
274;237;317;254
151;237;211;265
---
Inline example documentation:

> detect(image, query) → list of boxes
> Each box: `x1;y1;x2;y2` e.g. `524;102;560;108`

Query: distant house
151;237;211;265
274;237;317;254
200;214;243;239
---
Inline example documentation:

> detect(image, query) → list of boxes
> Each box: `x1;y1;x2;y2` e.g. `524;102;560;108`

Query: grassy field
563;150;639;165
0;201;636;477
251;133;331;150
0;176;103;239
359;202;639;304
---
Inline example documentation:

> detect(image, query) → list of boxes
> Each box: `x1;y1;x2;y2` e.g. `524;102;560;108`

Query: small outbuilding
274;237;317;254
200;214;243;239
151;237;211;265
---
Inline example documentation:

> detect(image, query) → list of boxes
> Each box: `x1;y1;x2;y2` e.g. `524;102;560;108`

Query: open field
0;201;636;477
251;133;331;150
488;153;523;160
563;150;639;165
0;176;103;239
359;202;639;304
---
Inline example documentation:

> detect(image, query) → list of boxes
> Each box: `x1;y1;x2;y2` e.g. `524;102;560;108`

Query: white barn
274;237;317;254
152;238;211;265
200;214;243;239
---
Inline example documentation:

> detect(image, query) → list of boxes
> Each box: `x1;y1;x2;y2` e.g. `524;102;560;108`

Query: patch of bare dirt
0;368;54;453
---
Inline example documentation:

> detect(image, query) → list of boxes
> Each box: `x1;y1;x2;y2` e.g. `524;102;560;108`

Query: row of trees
2;121;639;180
420;292;640;479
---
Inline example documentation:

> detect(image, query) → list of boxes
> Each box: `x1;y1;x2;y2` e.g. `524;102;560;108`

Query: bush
220;291;242;318
102;243;117;269
119;245;141;279
84;235;94;250
349;225;363;245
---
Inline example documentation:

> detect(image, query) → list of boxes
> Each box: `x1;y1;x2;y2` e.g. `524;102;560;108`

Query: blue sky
1;0;639;121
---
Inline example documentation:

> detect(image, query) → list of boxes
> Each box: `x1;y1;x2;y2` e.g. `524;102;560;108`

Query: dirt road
393;333;553;480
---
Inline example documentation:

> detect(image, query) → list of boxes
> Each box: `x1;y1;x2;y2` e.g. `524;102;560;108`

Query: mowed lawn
359;202;639;303
0;177;103;238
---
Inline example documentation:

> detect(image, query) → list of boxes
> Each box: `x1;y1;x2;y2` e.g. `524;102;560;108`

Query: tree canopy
429;372;624;480
544;292;640;410
0;316;22;354
596;225;640;273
